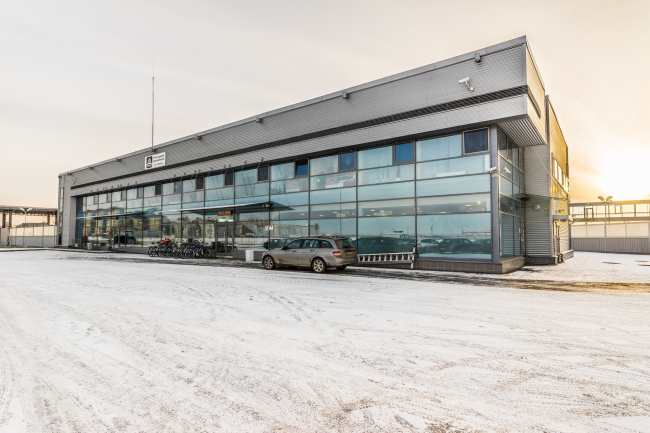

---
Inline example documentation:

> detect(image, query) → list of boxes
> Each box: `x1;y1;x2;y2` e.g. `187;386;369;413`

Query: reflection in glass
417;194;490;215
416;134;461;161
358;165;414;185
464;129;488;154
357;216;415;254
340;152;355;171
311;218;356;240
235;210;269;250
310;155;338;176
182;212;204;242
143;215;161;246
358;182;414;201
416;175;490;197
395;143;413;163
358;199;415;217
416;155;489;180
271;162;295;180
271;206;309;220
270;178;308;194
416;213;491;259
310;202;357;219
310;188;356;204
162;213;182;242
270;192;308;206
358;146;392;169
269;219;309;240
310;172;356;190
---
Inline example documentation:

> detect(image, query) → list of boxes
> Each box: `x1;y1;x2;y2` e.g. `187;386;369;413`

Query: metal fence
570;222;650;254
3;225;58;247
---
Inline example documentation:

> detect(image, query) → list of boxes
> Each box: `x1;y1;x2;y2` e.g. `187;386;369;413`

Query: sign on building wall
145;152;166;170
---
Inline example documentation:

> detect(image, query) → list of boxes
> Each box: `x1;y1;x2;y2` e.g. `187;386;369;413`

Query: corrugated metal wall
548;102;568;174
525;45;546;144
558;220;570;253
571;238;650;254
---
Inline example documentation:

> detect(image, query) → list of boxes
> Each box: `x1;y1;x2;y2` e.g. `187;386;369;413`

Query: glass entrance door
215;222;234;255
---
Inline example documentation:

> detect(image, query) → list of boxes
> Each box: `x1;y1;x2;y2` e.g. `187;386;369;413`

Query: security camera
502;166;512;175
485;167;498;174
458;77;470;84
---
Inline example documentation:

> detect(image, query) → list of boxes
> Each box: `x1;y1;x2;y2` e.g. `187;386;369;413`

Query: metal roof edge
60;36;528;177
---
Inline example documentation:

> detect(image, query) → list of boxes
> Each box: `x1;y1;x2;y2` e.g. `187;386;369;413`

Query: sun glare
594;152;650;201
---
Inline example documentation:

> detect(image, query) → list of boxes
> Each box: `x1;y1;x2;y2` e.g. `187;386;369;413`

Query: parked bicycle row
147;238;237;259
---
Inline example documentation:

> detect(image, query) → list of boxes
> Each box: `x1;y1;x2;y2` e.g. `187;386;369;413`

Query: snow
0;250;649;432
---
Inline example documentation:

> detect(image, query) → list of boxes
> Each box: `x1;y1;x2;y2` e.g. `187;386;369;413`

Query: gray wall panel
68;96;527;197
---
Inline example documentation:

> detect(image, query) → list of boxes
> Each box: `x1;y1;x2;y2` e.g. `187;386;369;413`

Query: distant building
570;200;650;253
58;36;570;273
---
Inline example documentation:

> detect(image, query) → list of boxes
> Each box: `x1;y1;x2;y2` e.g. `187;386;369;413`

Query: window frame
224;172;234;187
393;141;415;165
462;128;490;156
339;151;356;172
295;160;309;178
257;165;269;182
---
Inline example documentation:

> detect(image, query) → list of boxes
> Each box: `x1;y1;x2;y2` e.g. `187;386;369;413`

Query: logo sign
217;210;232;216
145;152;166;170
264;225;274;232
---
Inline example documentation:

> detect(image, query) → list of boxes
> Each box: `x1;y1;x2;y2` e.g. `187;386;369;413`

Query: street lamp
597;196;613;221
18;207;32;247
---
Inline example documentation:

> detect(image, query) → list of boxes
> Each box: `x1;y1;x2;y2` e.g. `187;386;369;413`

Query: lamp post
18;207;32;247
598;196;613;221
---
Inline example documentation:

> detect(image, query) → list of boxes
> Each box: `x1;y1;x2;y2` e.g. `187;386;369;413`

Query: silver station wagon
261;236;357;273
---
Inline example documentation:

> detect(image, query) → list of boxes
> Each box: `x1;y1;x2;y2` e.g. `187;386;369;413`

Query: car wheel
263;256;276;270
336;266;347;271
311;258;326;273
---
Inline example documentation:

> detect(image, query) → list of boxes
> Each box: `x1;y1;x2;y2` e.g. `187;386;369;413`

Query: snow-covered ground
0;250;649;432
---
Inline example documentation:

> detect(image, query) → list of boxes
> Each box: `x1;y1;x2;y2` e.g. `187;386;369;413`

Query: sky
1;0;649;208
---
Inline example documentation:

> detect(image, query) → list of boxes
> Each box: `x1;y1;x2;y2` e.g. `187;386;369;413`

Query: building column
8;212;12;228
2;212;5;228
490;124;501;263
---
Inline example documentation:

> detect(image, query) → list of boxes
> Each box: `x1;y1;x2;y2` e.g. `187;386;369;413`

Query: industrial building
570;200;650;254
57;36;571;273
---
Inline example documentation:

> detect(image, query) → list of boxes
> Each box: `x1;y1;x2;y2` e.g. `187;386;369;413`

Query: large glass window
271;206;309;221
310;188;356;204
395;143;413;163
358;199;415;217
417;194;490;215
206;174;225;189
358;165;414;185
235;210;269;251
416;155;489;180
416;175;490;197
270;178;309;194
464;129;488;154
416;213;491;259
416;134;461;161
358;146;392;169
143;215;161;246
357;216;415;254
270;192;309;206
310;172;356;190
311;218;356;240
295;160;308;177
310;203;357;219
271;162;295;180
358;182;414;201
162;213;181;242
340;152;355;171
310;155;338;176
182;212;204;243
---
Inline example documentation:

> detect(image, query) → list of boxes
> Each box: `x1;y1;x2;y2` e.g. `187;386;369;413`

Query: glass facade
497;128;525;258
74;128;519;261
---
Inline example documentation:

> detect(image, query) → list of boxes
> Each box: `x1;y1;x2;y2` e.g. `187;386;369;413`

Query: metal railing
357;248;416;269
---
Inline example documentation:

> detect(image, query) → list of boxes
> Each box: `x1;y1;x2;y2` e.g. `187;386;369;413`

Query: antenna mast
151;57;154;151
